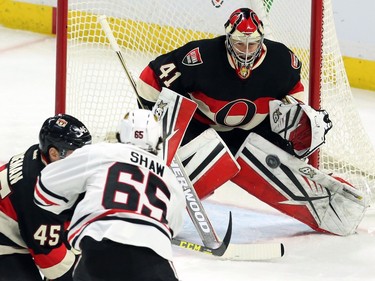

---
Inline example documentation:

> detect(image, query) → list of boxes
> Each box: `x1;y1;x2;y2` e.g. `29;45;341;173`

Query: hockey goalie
136;8;368;236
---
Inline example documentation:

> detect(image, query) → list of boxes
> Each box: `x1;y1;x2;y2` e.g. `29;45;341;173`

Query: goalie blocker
232;132;368;236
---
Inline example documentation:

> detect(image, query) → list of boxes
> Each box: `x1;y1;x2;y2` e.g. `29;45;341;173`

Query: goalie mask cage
55;0;375;204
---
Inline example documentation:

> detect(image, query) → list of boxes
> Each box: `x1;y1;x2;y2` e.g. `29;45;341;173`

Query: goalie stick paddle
170;155;223;248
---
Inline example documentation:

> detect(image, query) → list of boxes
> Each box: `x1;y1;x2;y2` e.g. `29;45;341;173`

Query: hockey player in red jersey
137;8;368;236
34;109;185;281
0;114;92;281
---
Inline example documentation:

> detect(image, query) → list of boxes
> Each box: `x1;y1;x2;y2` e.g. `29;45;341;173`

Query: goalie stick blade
172;239;284;261
172;235;284;261
222;242;284;261
172;211;232;256
172;211;283;261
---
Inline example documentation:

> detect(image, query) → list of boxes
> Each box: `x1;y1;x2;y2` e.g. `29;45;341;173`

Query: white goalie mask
224;8;264;79
117;109;162;154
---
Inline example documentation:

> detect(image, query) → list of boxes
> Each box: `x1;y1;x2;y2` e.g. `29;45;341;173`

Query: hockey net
56;0;375;204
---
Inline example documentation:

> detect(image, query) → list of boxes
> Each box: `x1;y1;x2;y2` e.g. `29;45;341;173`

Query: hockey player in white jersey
34;109;186;281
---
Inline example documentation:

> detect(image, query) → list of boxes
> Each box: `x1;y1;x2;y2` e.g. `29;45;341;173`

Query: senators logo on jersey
290;51;301;69
182;47;203;66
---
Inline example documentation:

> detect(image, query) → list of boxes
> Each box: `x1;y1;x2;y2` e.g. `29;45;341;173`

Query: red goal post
55;0;375;204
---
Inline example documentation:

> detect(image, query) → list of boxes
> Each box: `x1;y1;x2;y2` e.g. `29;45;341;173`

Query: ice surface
1;26;374;281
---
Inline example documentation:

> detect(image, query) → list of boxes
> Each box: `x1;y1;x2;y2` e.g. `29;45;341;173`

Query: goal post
55;0;68;114
55;0;375;204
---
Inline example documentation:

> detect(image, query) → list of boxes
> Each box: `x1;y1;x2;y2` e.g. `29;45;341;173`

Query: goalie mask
224;8;264;79
39;114;92;160
117;109;162;155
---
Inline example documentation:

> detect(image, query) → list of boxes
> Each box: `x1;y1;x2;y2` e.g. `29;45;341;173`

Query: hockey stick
173;240;284;261
172;211;232;257
172;212;284;260
98;15;225;248
97;16;143;108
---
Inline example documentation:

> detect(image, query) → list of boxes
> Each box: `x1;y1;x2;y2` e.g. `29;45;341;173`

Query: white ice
1;26;375;281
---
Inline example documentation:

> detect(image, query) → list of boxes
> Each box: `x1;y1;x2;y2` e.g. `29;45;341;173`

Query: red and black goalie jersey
138;36;304;153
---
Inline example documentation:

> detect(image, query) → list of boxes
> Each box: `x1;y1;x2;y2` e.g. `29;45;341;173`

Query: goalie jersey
138;36;304;151
34;142;186;261
0;144;75;279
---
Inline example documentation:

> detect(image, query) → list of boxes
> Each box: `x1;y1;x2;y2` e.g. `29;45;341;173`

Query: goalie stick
98;15;284;260
172;211;283;260
173;211;232;257
172;239;284;261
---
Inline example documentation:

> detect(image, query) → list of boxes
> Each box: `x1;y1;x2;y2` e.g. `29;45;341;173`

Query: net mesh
62;0;375;203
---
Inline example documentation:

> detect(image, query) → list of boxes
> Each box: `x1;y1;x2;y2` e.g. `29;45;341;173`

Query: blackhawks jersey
34;142;186;261
137;36;304;152
0;144;75;279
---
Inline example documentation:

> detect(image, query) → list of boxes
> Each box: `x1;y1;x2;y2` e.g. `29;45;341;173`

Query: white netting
61;0;375;203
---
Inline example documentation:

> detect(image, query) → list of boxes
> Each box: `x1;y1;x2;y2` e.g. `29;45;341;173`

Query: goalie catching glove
269;95;332;158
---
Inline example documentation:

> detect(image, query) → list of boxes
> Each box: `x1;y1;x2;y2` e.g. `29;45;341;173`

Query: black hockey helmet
39;114;92;159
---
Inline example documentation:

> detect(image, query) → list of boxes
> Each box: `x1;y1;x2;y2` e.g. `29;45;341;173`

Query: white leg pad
232;132;368;236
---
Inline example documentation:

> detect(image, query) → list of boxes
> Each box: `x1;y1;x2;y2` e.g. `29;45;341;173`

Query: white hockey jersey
34;142;186;261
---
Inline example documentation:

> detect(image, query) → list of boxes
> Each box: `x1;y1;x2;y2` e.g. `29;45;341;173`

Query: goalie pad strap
232;133;367;236
178;128;240;199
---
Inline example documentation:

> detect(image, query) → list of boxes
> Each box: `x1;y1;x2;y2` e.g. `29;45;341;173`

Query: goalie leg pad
178;128;240;199
232;133;368;236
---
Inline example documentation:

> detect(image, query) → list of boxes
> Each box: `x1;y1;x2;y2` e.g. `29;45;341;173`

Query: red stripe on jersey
139;65;162;91
35;183;59;206
0;164;18;220
288;80;304;96
0;196;18;221
30;243;68;269
68;209;118;243
191;91;273;114
193;111;215;125
68;209;171;243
